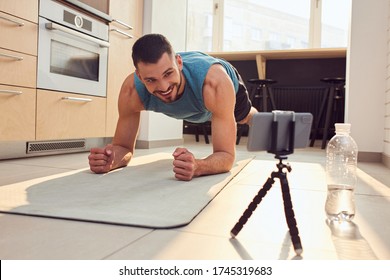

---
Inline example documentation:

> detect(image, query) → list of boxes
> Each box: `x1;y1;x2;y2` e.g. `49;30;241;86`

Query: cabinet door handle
112;18;133;30
0;52;23;61
0;15;24;27
0;89;23;95
110;28;133;39
62;97;92;102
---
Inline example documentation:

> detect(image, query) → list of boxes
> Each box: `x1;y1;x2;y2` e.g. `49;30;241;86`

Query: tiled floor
0;136;389;260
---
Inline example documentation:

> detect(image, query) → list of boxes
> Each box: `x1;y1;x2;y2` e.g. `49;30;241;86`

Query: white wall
137;0;187;145
138;111;183;142
145;0;187;51
386;0;390;162
347;0;388;158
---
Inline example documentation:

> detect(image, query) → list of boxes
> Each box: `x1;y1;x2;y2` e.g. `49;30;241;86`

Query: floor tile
0;163;72;186
106;229;338;260
0;213;152;260
1;152;90;169
0;136;389;260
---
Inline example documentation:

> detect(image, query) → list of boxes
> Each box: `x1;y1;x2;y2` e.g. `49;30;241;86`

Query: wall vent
27;139;86;154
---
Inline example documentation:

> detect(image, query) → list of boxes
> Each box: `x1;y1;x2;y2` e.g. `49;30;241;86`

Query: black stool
248;79;277;112
183;121;246;145
236;124;248;145
183;121;210;144
310;77;345;149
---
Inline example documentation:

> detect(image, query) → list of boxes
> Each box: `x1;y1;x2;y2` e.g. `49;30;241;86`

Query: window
186;0;352;51
321;0;352;47
223;0;310;51
186;0;214;51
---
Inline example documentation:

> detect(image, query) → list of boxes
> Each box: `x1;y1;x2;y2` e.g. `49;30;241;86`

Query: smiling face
136;53;184;103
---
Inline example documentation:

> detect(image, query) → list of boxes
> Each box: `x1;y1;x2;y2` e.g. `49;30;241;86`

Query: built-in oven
37;0;109;97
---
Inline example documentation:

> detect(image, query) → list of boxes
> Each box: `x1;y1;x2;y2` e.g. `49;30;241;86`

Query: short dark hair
132;34;174;68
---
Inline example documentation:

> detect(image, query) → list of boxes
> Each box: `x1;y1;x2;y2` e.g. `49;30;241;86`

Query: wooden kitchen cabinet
0;1;38;142
0;48;37;89
109;0;143;38
0;11;38;56
36;90;106;140
105;0;143;136
0;0;38;23
0;85;36;141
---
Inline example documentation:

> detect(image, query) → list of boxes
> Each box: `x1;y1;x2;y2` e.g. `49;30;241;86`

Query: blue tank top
134;51;239;123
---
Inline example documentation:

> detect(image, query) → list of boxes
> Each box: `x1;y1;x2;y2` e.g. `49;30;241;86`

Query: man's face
136;53;183;103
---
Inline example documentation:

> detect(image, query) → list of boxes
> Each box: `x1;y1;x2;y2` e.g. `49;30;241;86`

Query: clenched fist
88;144;114;174
172;147;198;181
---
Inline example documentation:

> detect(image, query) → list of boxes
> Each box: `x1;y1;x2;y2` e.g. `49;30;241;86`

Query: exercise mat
0;153;252;228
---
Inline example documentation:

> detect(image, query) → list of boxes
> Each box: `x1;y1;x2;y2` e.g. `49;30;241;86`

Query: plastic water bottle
325;123;358;222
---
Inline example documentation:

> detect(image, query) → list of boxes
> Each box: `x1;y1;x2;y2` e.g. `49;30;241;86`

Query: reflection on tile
107;229;338;260
179;183;335;252
358;162;390;189
326;220;378;260
354;195;390;259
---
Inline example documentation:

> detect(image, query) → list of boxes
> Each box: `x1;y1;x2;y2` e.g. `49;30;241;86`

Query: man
88;34;257;181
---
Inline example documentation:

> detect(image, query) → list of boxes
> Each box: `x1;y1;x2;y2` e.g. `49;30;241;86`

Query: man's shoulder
205;64;229;82
119;73;144;111
122;73;137;95
179;51;213;62
178;50;207;56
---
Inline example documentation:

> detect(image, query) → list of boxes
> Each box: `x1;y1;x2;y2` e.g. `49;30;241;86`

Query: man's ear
175;54;183;70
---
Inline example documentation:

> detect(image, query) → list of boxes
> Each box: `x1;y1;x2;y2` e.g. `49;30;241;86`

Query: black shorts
234;70;252;123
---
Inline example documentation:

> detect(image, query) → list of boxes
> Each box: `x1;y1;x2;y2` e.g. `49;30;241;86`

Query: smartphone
247;111;313;152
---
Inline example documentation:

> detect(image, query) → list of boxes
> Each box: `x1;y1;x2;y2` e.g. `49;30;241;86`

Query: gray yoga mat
0;153;252;228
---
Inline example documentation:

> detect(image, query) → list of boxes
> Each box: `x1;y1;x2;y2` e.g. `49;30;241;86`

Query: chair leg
322;86;335;149
251;86;261;112
236;124;245;145
201;124;210;144
194;126;200;142
262;86;268;112
236;125;243;145
268;87;277;111
310;88;329;147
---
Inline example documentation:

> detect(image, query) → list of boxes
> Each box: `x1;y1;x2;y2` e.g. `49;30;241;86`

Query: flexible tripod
230;112;303;255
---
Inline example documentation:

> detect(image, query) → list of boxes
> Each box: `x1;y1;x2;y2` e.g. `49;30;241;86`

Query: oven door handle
45;22;110;48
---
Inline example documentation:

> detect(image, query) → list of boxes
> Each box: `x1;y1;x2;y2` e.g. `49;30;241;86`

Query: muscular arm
200;64;237;174
89;74;144;173
173;64;236;180
110;74;143;169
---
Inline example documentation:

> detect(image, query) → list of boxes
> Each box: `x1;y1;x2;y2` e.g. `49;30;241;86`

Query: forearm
194;151;235;177
110;113;139;171
110;144;133;170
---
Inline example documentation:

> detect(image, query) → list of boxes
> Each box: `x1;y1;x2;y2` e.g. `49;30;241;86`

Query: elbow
223;153;235;172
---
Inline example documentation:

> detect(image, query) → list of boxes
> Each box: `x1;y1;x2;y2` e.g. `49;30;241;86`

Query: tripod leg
279;174;303;255
230;177;275;238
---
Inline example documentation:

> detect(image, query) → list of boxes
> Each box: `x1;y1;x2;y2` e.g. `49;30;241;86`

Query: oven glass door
50;40;100;81
37;17;108;97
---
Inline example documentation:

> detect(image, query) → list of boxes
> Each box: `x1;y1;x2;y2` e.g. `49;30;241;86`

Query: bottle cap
335;123;351;133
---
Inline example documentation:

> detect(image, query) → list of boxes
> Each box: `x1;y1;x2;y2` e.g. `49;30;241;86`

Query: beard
152;73;183;103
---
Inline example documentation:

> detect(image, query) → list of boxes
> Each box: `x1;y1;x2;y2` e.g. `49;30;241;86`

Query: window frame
202;0;348;51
